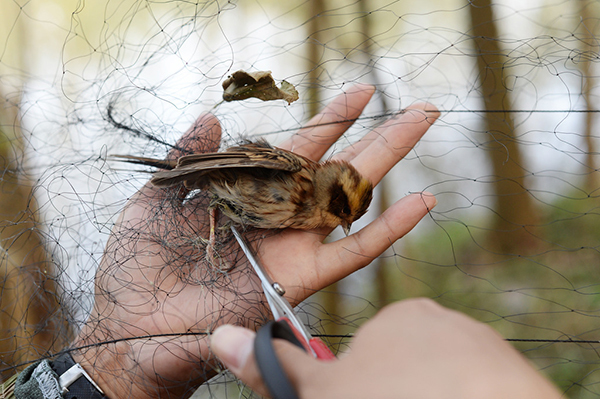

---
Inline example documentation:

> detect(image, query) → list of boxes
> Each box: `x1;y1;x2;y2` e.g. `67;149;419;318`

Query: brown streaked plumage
114;140;373;234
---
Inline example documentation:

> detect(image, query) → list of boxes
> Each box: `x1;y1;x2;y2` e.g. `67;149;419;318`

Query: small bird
115;139;373;233
113;140;373;265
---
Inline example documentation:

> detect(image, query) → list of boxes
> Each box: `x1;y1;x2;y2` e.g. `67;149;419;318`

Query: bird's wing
151;142;306;187
177;142;302;170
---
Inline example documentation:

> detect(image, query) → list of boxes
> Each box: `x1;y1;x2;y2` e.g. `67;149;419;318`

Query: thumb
210;325;318;397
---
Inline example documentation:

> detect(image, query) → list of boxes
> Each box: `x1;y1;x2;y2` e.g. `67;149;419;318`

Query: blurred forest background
1;0;600;397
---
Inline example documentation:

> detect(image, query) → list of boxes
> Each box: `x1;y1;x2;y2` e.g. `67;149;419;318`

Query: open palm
73;84;439;399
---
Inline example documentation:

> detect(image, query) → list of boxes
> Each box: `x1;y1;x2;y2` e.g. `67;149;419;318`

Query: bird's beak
342;221;352;236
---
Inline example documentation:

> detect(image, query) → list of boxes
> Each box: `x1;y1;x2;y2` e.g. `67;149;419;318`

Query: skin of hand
71;84;439;399
211;298;563;399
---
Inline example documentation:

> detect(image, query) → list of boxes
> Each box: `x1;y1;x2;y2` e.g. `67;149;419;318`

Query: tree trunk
468;0;540;254
307;0;326;118
358;0;390;306
579;9;600;191
0;10;70;377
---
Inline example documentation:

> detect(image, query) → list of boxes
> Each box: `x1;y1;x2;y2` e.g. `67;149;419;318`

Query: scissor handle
254;320;336;399
276;318;313;353
308;336;336;360
275;318;335;360
255;320;305;399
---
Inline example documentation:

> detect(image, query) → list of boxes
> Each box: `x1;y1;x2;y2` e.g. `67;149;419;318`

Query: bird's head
318;161;373;235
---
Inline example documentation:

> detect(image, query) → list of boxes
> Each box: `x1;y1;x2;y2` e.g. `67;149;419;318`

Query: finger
317;192;437;285
168;113;222;160
336;103;440;185
136;113;222;200
210;325;319;397
279;84;375;160
336;102;439;162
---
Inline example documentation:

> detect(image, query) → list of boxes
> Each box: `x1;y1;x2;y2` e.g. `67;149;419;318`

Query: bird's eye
343;205;351;215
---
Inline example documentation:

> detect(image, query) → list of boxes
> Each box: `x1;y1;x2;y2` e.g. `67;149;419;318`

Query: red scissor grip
309;337;336;360
277;318;336;360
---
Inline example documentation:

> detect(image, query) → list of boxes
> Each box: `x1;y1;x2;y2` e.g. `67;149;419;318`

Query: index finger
279;84;375;160
337;103;439;186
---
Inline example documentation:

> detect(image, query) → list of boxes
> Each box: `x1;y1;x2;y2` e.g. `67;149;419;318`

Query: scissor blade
230;226;277;288
230;226;314;345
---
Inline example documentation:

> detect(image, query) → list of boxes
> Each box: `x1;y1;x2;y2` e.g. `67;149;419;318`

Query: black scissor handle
254;320;307;399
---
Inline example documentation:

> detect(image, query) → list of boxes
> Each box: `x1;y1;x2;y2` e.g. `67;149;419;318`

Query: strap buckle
58;363;105;395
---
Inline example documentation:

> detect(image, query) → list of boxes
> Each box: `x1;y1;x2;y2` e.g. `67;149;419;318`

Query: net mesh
1;0;599;397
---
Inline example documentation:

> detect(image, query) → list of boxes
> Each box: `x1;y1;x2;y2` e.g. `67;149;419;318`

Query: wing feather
152;141;306;187
110;154;178;170
176;142;302;171
113;140;308;188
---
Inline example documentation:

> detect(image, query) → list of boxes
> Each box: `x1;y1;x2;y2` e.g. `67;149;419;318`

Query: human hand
72;84;439;398
211;298;563;399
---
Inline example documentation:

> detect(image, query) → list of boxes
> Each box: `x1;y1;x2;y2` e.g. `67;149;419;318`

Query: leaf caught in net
222;70;299;104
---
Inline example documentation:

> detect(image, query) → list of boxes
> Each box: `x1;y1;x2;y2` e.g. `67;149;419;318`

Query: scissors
231;226;335;398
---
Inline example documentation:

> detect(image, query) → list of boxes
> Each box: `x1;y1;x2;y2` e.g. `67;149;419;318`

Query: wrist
51;352;107;398
71;323;134;399
72;320;218;399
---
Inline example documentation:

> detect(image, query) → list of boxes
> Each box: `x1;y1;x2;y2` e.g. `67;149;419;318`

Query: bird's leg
206;207;218;267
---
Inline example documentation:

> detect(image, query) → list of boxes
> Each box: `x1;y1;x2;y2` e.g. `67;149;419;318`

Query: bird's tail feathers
110;154;178;170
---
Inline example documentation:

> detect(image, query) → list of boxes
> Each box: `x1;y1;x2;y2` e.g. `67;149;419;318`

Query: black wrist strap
254;320;306;399
51;353;107;399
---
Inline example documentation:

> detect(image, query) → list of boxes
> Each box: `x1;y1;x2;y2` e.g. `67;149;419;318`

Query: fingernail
211;325;255;372
421;191;437;208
